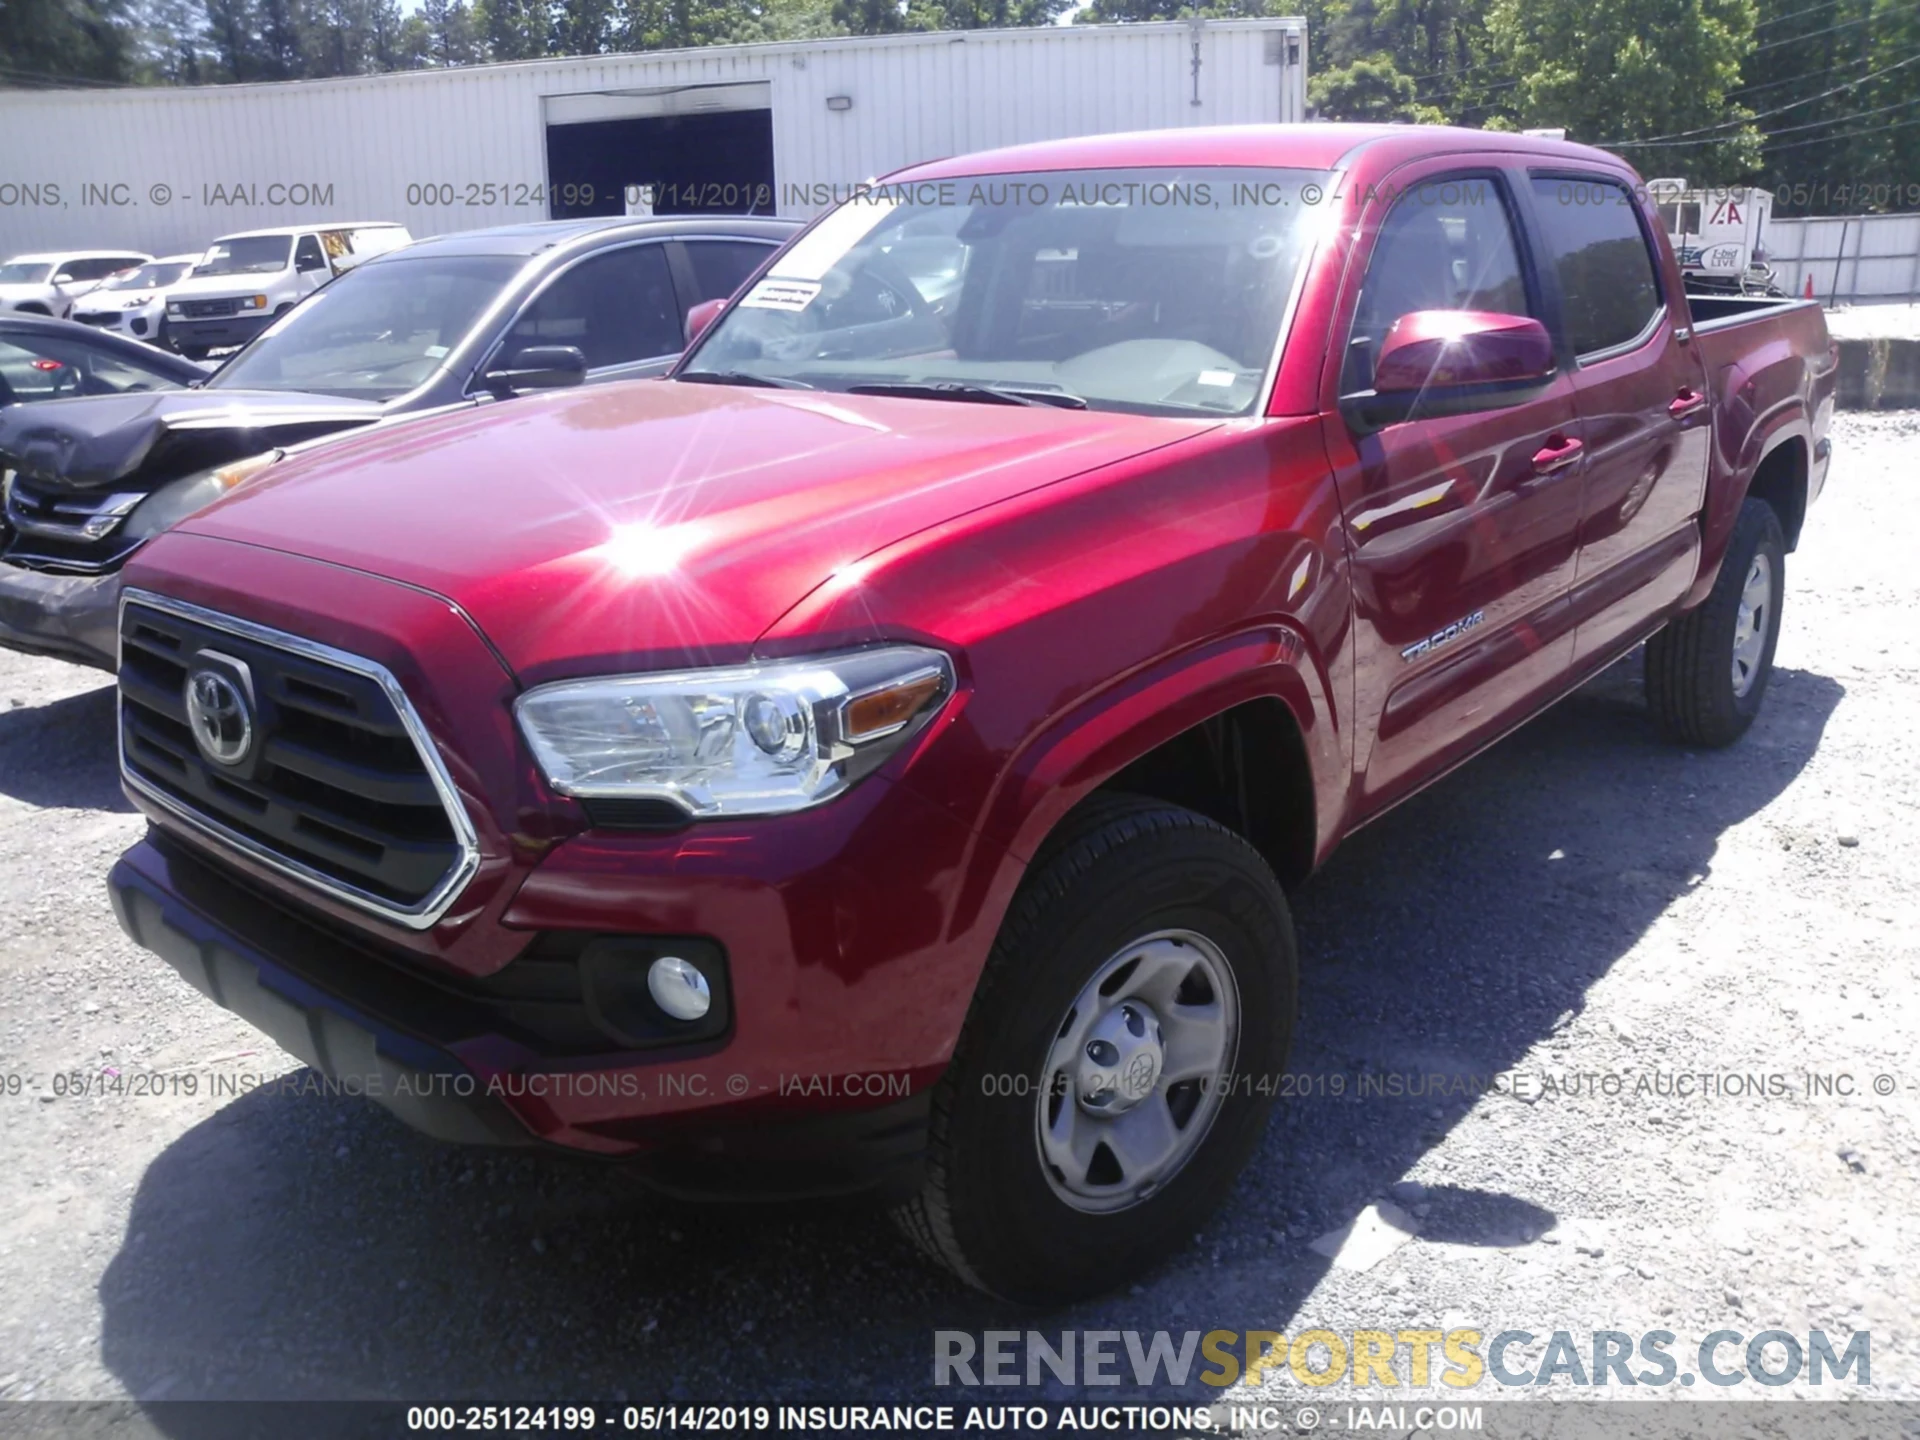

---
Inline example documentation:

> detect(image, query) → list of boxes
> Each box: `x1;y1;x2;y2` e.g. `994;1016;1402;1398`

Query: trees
1310;56;1448;121
1485;0;1760;180
0;0;136;83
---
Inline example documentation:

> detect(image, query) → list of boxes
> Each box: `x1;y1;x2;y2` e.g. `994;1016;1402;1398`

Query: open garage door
544;82;775;220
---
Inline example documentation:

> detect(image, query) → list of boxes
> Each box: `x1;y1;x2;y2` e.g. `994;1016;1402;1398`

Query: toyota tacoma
106;125;1834;1303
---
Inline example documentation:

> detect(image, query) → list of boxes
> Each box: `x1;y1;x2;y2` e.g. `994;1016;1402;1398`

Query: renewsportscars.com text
933;1329;1870;1390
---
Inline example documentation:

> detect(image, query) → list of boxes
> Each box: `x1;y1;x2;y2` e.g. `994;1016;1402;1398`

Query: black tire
895;794;1297;1304
177;345;209;361
1645;497;1785;747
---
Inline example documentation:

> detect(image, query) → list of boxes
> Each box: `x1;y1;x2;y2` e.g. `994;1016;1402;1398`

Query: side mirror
684;297;726;347
296;253;327;273
483;344;587;394
1345;311;1555;430
53;273;75;285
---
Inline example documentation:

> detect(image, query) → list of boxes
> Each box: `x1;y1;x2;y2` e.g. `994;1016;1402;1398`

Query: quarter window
1529;178;1665;358
682;240;773;303
1344;177;1532;394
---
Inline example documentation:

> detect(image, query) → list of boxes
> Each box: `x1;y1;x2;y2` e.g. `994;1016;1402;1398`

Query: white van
163;222;412;357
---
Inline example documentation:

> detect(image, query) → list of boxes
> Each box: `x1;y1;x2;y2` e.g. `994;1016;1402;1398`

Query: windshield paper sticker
766;196;903;282
739;278;823;312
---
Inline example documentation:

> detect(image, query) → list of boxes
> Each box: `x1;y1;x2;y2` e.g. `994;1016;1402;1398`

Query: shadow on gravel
0;682;131;812
96;657;1841;1422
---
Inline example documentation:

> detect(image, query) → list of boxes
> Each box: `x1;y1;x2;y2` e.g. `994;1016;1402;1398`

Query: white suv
0;251;153;318
69;254;203;346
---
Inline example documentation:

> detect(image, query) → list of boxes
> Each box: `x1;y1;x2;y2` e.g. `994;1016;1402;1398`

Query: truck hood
0;389;380;491
173;379;1221;681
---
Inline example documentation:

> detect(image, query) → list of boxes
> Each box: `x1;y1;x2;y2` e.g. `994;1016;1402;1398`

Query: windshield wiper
678;369;813;390
846;381;1087;410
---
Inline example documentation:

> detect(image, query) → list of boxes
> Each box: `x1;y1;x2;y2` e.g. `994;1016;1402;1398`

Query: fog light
647;955;712;1021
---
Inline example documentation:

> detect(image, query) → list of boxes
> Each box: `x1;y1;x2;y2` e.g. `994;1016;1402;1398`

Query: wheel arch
976;625;1343;897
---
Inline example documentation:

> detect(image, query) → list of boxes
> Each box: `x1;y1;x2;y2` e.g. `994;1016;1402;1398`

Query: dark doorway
545;108;776;220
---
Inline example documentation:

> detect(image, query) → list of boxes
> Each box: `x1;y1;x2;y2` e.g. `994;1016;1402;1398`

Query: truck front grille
177;297;241;318
117;592;479;929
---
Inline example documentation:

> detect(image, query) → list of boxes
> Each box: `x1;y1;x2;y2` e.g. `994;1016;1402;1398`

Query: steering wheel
814;252;929;328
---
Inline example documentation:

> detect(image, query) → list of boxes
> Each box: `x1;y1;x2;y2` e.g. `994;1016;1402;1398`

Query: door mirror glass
684;297;726;347
1373;311;1555;393
484;344;587;393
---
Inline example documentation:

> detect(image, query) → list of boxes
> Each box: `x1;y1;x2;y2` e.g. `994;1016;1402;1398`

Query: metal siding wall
0;21;1304;253
1768;213;1920;303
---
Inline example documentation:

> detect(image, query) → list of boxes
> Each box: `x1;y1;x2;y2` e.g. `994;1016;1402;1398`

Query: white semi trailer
1649;178;1783;295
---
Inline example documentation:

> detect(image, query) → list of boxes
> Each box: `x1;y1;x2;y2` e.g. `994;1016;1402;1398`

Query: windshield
196;236;293;276
0;263;53;285
104;261;192;291
682;167;1331;417
212;253;520;399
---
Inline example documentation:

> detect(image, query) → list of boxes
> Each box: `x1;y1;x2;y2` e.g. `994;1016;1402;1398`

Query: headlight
122;451;282;541
238;294;268;311
166;303;184;317
515;646;953;819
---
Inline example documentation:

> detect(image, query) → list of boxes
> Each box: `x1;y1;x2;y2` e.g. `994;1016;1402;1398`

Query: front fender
979;624;1339;867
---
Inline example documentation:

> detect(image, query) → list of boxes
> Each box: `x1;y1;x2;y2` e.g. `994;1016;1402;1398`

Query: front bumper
167;312;272;349
0;560;120;669
108;833;935;1198
72;307;160;340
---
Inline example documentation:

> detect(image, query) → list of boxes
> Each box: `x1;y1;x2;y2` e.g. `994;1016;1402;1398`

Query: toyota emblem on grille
185;668;253;766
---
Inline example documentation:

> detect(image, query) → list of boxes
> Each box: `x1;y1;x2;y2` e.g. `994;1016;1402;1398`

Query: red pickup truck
107;125;1833;1304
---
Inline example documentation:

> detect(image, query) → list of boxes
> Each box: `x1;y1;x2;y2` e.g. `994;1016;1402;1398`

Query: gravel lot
1;413;1916;1424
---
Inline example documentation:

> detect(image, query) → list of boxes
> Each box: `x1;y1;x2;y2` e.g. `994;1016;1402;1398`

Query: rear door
1524;174;1712;668
1323;161;1587;813
668;237;779;307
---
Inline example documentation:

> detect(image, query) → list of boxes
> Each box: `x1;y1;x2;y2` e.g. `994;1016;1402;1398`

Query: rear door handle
1669;388;1709;421
1531;436;1584;474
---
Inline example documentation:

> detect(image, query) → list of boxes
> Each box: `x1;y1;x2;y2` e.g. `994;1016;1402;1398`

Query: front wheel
1645;497;1786;747
895;795;1297;1303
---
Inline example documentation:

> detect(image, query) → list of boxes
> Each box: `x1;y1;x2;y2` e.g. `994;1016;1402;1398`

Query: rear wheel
895;795;1297;1303
1645;497;1785;747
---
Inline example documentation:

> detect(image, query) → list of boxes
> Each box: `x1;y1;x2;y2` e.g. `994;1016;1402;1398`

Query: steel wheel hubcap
1036;929;1239;1214
1732;552;1773;699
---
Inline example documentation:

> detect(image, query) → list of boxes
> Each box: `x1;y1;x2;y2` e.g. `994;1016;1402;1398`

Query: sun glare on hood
593;521;709;577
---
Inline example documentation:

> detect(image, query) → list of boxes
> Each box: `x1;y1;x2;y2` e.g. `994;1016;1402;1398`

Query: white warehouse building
0;19;1307;256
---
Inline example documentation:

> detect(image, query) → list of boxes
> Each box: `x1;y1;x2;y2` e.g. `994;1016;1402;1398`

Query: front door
1525;174;1712;668
1323;164;1588;814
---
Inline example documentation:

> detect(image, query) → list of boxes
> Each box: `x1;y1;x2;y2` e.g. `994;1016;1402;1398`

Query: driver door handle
1531;435;1584;475
1669;387;1709;421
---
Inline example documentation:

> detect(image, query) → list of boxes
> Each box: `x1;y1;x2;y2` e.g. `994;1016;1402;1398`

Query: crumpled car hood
0;389;382;490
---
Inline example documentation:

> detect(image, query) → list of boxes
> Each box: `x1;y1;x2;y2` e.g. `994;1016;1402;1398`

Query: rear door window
681;240;774;303
1529;177;1665;359
505;243;680;368
0;333;189;403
